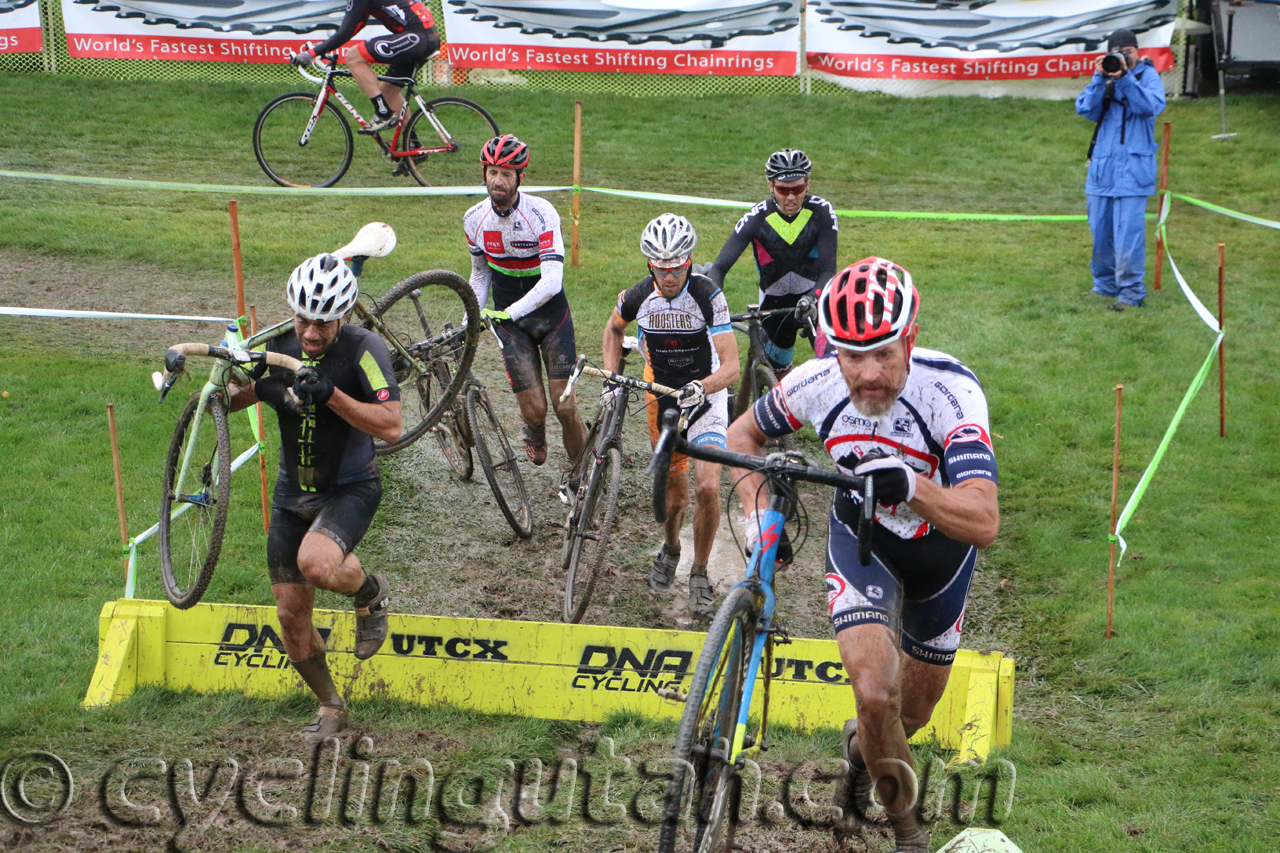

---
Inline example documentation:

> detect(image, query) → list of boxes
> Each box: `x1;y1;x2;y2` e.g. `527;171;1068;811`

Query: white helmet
640;213;697;266
286;254;358;322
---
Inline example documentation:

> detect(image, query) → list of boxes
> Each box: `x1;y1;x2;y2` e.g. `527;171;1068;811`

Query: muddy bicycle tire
563;445;622;623
466;384;533;539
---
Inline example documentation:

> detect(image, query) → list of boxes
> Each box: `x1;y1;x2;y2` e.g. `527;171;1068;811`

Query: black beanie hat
1108;28;1139;50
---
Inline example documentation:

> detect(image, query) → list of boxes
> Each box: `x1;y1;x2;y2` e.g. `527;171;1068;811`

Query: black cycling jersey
310;0;435;58
705;195;839;298
614;273;732;389
265;325;400;491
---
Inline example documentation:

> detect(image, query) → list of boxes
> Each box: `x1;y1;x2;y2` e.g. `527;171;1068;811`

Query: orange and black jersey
310;0;435;57
265;325;400;492
706;195;838;298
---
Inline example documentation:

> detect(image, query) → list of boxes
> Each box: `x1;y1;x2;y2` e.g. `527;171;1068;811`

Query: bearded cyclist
704;148;838;377
290;0;440;135
228;254;401;740
603;214;739;616
464;134;587;470
726;258;999;852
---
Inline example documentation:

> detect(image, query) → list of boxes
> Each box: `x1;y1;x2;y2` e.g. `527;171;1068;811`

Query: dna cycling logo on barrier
214;623;332;670
571;643;852;694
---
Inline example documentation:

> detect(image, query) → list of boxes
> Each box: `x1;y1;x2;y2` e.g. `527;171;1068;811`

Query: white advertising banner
59;0;390;62
442;1;802;77
1;0;42;54
806;0;1177;82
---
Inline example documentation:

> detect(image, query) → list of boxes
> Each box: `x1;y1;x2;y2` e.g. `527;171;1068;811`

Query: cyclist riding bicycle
726;258;999;852
703;148;838;377
603;213;739;616
290;0;440;134
228;253;402;740
464;134;587;470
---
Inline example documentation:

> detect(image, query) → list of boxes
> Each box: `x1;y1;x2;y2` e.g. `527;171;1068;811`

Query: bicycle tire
750;362;795;452
658;585;758;853
403;97;500;187
560;417;601;566
253;92;353;188
563;446;622;624
434;403;474;479
366;270;480;455
159;393;232;609
466;384;534;539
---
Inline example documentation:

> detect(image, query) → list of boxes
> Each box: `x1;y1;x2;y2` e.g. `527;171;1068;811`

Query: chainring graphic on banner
446;0;798;47
73;0;348;35
809;0;1176;52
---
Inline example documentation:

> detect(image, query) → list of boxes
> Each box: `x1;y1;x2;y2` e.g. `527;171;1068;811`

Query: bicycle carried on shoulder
430;317;534;540
152;223;479;609
647;407;874;853
253;50;499;188
553;344;682;624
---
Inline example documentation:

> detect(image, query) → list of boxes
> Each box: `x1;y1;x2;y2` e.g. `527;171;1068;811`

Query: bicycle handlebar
559;357;679;404
152;343;304;403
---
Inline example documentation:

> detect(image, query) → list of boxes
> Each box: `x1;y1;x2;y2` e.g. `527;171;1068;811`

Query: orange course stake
107;403;129;577
250;305;270;534
1153;121;1171;292
229;200;247;334
1106;384;1124;640
571;100;583;267
1218;243;1226;438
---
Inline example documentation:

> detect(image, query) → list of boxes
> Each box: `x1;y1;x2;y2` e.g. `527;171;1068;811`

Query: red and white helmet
480;134;529;169
818;257;918;352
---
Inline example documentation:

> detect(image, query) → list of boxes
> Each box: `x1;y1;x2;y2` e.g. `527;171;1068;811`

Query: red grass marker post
571;100;583;267
1106;384;1124;640
1153;121;1171;292
1218;243;1226;438
229;200;247;334
107;403;129;577
250;305;270;534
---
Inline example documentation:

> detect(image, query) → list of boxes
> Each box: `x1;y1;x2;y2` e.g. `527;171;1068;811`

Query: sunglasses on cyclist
771;182;809;197
650;259;691;278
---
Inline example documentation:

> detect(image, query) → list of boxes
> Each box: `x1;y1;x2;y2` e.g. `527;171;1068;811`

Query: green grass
2;72;1280;851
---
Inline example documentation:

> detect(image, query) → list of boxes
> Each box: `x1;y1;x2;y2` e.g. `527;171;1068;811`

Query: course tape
1110;332;1224;561
1161;242;1221;332
0;306;234;322
1164;190;1280;231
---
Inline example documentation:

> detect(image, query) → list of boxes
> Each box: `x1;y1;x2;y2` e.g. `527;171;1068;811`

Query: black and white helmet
765;148;812;182
286;254;359;322
640;213;697;265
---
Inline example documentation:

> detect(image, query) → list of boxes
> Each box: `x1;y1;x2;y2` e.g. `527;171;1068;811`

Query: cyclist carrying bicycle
289;0;440;134
227;254;402;740
603;213;739;616
464;134;587;470
703;148;838;377
726;258;999;852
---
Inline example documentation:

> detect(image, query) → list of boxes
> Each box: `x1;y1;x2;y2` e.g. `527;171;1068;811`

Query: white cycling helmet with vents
286;254;359;322
640;213;697;267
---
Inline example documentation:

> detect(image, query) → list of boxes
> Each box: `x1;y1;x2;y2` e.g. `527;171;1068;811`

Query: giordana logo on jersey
572;644;692;693
483;230;504;254
865;585;884;600
892;417;913;437
946;423;992;447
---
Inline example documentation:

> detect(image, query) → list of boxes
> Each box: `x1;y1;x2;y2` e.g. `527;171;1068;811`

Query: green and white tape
0;306;234;322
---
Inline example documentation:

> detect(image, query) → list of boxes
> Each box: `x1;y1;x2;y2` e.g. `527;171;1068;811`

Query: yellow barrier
85;599;1014;762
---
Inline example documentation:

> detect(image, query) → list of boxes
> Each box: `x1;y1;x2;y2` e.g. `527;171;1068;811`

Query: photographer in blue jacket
1075;28;1166;312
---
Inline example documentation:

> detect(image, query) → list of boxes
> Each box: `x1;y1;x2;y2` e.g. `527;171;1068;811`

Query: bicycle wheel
659;585;758;853
434;402;474;480
159;392;232;609
253;92;353;188
403;97;499;187
559;417;601;565
466;384;533;539
744;362;794;452
563;446;622;624
366;270;480;455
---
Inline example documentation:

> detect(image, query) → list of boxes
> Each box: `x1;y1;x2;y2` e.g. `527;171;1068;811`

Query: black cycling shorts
358;31;440;80
495;294;578;394
759;290;815;368
267;477;382;585
825;507;976;667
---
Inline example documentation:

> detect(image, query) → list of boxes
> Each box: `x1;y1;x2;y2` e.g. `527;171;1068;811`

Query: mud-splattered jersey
753;347;997;540
613;273;731;389
706;195;838;298
464;192;566;321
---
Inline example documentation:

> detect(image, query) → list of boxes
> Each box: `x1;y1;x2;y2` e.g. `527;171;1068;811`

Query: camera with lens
1101;50;1127;74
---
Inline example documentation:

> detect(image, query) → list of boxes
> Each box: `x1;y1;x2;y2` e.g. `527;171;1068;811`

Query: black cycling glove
293;366;335;407
853;447;917;506
253;375;290;411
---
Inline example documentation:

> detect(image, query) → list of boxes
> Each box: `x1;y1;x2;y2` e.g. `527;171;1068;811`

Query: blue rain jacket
1076;60;1166;197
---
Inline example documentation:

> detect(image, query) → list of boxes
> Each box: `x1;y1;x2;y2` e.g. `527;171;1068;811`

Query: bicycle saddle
332;222;397;262
810;0;1175;52
444;0;797;47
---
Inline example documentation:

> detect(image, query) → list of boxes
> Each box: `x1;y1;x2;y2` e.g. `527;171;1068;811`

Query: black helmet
765;148;812;181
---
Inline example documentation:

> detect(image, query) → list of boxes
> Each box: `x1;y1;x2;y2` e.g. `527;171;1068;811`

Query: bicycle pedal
656;686;687;703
